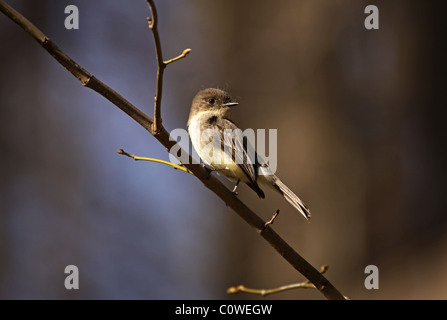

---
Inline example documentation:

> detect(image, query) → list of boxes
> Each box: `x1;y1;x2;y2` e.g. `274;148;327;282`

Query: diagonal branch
0;0;346;300
0;0;154;133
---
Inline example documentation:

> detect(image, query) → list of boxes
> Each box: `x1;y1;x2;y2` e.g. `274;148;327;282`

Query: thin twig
145;0;191;134
145;1;163;134
0;0;346;300
227;265;329;296
117;149;193;174
164;48;191;65
264;209;280;228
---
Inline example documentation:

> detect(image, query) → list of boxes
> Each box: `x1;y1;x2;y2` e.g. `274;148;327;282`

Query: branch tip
118;148;193;175
227;264;330;296
164;48;192;65
226;286;239;294
117;148;136;160
264;209;280;229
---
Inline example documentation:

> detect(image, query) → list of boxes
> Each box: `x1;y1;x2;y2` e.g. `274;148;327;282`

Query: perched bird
187;88;310;221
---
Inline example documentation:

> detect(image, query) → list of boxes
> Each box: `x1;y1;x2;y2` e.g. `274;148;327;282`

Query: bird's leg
200;163;215;179
231;179;241;196
200;163;225;179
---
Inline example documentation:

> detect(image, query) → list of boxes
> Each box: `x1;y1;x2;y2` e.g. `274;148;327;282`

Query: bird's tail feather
273;177;311;221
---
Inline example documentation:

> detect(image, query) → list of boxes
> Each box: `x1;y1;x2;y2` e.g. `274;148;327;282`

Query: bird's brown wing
219;118;265;198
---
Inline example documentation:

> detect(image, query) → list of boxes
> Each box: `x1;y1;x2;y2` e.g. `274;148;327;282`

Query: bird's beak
222;102;238;107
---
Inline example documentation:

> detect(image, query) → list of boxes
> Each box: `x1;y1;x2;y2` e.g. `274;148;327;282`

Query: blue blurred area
0;0;231;299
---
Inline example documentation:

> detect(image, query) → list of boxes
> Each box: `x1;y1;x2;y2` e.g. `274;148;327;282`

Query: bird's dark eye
208;98;215;104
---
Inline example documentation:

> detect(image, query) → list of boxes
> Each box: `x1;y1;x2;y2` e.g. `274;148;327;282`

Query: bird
187;88;311;221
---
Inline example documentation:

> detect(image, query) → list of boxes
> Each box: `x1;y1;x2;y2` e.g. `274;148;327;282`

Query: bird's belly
189;119;250;183
212;162;251;183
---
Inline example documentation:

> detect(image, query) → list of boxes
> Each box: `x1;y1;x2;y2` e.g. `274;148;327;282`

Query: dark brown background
1;0;445;299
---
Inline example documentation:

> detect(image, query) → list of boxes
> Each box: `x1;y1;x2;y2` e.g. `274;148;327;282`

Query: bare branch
145;1;190;134
0;0;346;300
164;48;191;65
117;149;193;174
264;209;280;229
227;265;329;296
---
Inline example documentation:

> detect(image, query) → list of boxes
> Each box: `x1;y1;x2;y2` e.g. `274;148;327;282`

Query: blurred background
0;0;446;299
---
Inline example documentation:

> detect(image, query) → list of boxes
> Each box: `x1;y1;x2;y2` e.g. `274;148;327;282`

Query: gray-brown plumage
187;88;310;220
